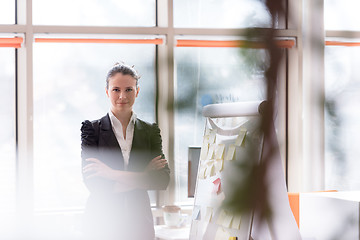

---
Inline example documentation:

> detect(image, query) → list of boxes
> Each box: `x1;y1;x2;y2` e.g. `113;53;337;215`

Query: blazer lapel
128;119;150;171
99;114;125;170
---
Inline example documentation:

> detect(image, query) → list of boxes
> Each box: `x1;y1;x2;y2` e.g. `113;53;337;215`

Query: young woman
81;63;170;240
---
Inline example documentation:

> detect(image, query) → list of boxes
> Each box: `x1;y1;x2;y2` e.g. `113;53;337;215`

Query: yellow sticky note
214;159;224;172
225;144;236;161
209;164;216;177
199;165;207;179
215;227;230;240
215;144;225;160
235;128;247;146
200;142;209;160
205;207;213;223
231;215;241;230
209;130;217;144
207;144;215;160
222;212;233;228
216;210;227;225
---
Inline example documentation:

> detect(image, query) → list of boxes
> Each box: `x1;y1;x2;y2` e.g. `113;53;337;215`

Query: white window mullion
16;0;34;231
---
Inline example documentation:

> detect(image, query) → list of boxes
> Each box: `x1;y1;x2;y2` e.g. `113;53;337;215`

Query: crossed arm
82;156;168;193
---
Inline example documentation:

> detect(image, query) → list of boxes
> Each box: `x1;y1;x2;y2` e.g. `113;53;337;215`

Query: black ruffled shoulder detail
81;120;98;146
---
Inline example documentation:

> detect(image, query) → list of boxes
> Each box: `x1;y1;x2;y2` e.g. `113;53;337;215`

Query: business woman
81;63;170;240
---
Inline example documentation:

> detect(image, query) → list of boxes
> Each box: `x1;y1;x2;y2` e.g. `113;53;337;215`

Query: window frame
0;0;325;222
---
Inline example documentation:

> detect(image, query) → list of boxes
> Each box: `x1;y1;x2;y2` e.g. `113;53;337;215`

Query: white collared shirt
108;110;137;170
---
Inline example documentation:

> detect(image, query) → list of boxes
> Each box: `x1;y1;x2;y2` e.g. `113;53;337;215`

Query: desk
154;225;190;240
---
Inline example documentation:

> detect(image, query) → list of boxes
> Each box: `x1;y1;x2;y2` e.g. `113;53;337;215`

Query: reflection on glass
33;42;156;210
325;0;360;31
174;47;266;203
33;0;155;26
325;46;360;190
0;48;16;229
0;0;15;24
174;0;271;28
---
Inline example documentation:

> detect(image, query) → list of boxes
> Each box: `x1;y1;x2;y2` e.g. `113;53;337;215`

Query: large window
0;0;15;24
324;45;360;190
325;0;360;31
324;0;360;190
33;41;156;210
174;0;271;28
33;0;156;26
0;48;16;235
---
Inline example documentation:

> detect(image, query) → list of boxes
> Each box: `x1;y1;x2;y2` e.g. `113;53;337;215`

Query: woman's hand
83;158;116;180
145;155;168;172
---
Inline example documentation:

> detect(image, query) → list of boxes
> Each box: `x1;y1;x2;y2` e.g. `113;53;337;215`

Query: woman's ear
136;87;140;98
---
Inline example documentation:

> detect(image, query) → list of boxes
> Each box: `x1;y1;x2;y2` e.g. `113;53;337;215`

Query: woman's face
106;73;139;114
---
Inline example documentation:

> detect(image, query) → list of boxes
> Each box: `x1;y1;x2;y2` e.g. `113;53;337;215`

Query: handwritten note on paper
231;215;241;230
215;144;225;160
225;144;236;161
215;227;230;240
235;128;247;147
204;207;213;223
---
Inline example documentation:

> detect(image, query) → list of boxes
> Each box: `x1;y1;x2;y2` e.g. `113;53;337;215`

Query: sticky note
222;212;233;228
200;142;209;160
215;227;230;240
214;159;224;173
212;178;221;195
231;215;241;230
199;165;207;179
207;144;215;160
216;210;227;225
204;207;213;223
209;164;216;177
215;144;225;160
235;128;247;146
209;130;217;144
225;144;236;161
192;205;201;220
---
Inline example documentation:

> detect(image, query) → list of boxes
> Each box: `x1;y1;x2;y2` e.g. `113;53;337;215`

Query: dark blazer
81;114;170;240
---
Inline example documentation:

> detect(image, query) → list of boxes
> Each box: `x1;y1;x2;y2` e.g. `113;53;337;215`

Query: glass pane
325;0;360;31
174;47;267;203
33;42;156;210
174;0;271;28
325;45;360;190
0;0;15;24
0;48;16;233
33;0;155;26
